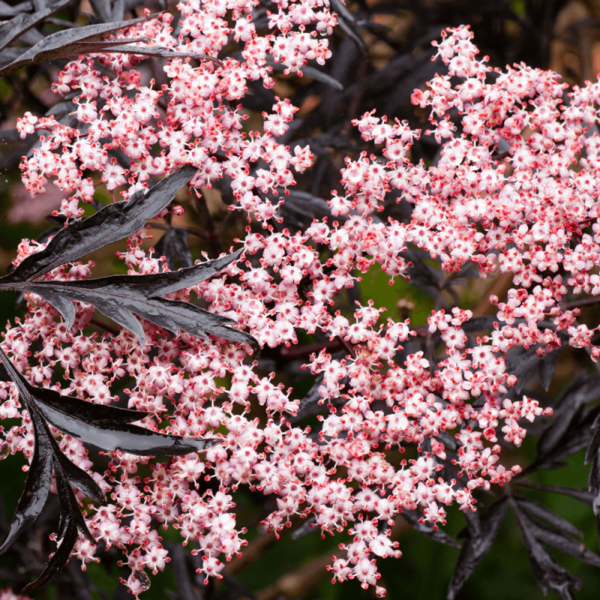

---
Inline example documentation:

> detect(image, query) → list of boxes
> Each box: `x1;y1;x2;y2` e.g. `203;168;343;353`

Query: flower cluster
7;7;600;597
0;590;33;600
16;0;323;220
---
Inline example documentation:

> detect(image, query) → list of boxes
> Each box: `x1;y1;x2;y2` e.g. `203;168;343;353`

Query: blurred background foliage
3;0;600;599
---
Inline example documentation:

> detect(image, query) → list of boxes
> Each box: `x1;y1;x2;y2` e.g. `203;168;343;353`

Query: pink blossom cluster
16;0;323;219
0;590;32;600
6;8;600;597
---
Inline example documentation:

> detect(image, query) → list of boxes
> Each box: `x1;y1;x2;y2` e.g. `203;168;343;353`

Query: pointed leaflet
35;398;219;455
463;504;482;540
0;404;53;554
538;373;600;461
0;2;24;18
525;518;600;567
0;345;143;428
35;403;107;507
0;387;100;582
30;384;147;425
112;0;124;21
290;374;326;422
447;497;508;600
52;457;95;544
166;542;203;600
514;481;593;506
0;350;219;589
584;411;600;469
538;348;560;391
21;516;79;593
90;44;222;64
27;285;76;330
329;0;367;53
11;249;258;349
154;227;194;271
300;65;344;91
0;347;219;456
144;248;242;298
265;56;343;91
53;449;105;505
0;13;155;76
513;501;581;600
29;401;97;546
514;496;583;538
586;429;600;520
24;272;256;348
0;45;22;70
284;190;334;220
89;0;111;22
335;16;366;55
522;405;600;477
0;165;197;284
0;0;75;53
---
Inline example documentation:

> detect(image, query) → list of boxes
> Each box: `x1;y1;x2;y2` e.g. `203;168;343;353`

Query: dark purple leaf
0;12;154;76
515;496;583;538
464;503;482;540
329;0;366;52
53;449;105;506
336;16;366;53
538;348;560;391
17;258;256;348
52;448;95;543
300;65;344;90
25;390;107;507
89;0;111;22
526;518;600;567
35;398;218;456
0;409;53;554
165;542;203;600
505;344;539;376
514;481;593;506
0;46;24;69
30;385;147;425
0;389;95;589
537;376;600;461
283;191;333;220
92;44;222;64
112;0;124;21
21;517;79;593
585;428;600;467
447;497;508;600
587;445;600;519
154;227;194;271
522;405;599;477
27;285;76;328
514;502;581;600
0;347;219;456
462;315;499;332
0;0;75;53
45;17;79;29
290;374;325;422
266;55;343;90
0;0;32;18
143;248;242;298
0;344;221;590
0;165;197;284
